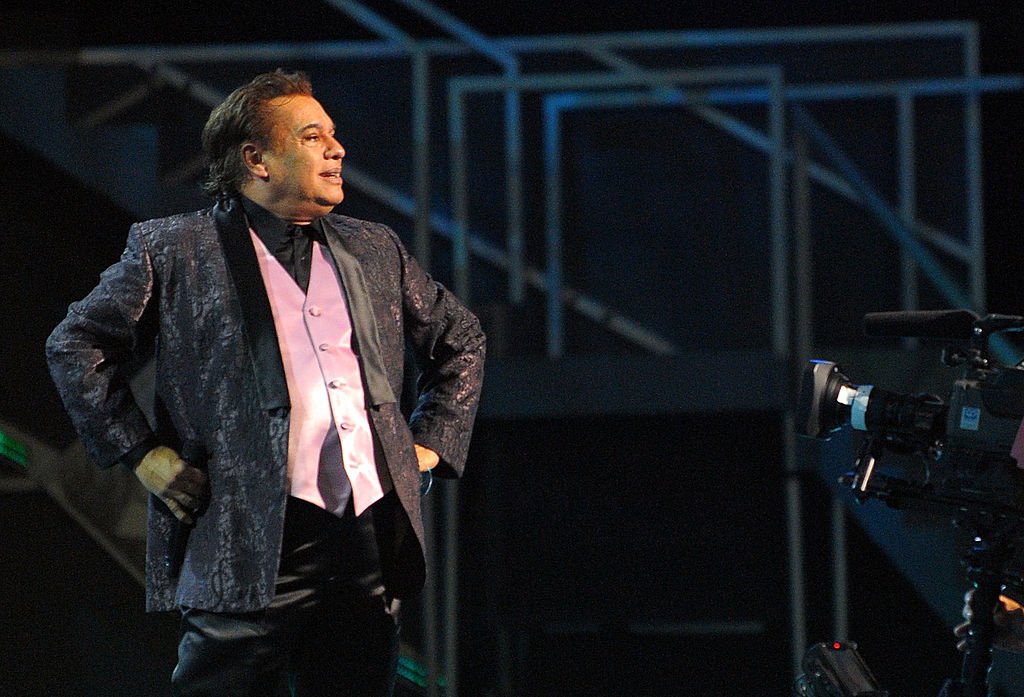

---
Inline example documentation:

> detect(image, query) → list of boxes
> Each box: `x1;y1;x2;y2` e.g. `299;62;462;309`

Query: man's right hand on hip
134;446;209;524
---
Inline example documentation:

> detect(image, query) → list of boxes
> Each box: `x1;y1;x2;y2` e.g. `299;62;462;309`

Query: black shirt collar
238;195;325;251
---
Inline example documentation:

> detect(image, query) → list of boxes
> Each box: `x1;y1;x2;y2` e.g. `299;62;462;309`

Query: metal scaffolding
2;5;1022;690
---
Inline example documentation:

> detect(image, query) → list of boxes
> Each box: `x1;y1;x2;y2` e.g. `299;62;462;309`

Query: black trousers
171;495;401;697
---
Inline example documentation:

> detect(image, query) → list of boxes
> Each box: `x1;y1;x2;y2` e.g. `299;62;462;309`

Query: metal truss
2;3;1022;690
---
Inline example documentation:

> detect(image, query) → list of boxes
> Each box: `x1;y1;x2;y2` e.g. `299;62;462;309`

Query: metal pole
791;105;972;309
422;493;440;697
447;86;471;302
963;24;986;311
831;498;849;640
791;128;813;361
412;49;432;270
897;92;920;313
771;80;804;677
505;84;526;305
443;484;460;697
341;164;679;353
793;127;848;649
768;76;788;359
391;0;525;308
542;96;565;358
784;414;806;675
322;0;413;44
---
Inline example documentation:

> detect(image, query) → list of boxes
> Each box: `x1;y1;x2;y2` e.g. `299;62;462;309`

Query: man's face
255;94;345;222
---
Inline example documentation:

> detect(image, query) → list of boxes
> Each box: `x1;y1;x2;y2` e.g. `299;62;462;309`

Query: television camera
797;309;1024;697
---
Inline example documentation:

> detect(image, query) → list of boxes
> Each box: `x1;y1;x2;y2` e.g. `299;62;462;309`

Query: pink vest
250;231;384;515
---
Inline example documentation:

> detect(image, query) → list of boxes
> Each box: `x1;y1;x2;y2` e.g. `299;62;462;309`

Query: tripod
844;436;1024;697
940;520;1022;697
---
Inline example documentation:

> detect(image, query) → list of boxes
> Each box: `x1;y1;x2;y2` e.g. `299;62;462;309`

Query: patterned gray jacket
46;197;485;612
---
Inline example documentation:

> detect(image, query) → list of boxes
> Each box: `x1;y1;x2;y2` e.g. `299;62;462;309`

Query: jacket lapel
321;217;397;408
213;197;290;412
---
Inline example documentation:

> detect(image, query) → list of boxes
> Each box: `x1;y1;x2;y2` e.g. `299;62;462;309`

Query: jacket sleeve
392;230;486;478
45;224;158;468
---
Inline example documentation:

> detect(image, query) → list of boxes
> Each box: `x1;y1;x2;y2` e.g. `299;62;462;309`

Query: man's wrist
119;436;160;471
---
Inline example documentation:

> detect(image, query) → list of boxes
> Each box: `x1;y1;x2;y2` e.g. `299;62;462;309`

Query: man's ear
241;143;268;179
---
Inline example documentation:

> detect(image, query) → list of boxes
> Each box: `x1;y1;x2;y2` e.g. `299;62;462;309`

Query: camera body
945;368;1024;455
796;311;1024;697
800;359;1024;456
798;311;1024;518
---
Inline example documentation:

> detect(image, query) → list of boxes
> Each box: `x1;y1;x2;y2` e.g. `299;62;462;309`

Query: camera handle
847;438;886;500
939;523;1020;697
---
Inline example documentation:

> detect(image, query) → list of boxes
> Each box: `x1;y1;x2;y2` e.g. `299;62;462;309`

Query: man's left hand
415;444;439;472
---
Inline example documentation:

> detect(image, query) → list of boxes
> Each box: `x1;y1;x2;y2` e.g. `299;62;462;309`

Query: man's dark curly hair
200;69;313;198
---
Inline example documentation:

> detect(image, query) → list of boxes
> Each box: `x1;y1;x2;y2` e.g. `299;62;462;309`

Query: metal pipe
447;83;470;301
523;67;783;356
832;498;849;641
341;166;679;353
792;105;973;309
505;87;525;305
73;81;155;128
541;96;565;357
412;50;432;270
767;71;788;358
766;72;805;677
450;65;792;93
897;92;920;313
322;0;415;46
389;0;527;307
421;492;440;697
392;0;517;70
443;484;460;697
791;129;816;659
964;24;986;310
687;101;977;266
784;414;806;675
6;20;980;68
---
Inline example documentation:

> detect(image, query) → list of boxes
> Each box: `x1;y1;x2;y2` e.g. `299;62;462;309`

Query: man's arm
389;229;486;478
46;224;159;467
45;225;207;521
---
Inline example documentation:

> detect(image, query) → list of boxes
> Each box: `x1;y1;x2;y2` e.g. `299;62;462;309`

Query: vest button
318;343;330;351
308;306;323;317
339;422;352;431
328;379;345;389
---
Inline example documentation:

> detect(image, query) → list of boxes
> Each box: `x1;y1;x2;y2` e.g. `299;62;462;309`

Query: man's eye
305;134;320;142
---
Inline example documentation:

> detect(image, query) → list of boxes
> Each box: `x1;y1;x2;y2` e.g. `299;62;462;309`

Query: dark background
1;1;1022;696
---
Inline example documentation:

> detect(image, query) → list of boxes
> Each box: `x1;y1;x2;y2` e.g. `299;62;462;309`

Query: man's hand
954;589;1024;653
134;446;209;524
414;444;440;472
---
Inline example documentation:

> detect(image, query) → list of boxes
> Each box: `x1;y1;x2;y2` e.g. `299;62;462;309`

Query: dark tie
317;425;352;516
284;224;321;293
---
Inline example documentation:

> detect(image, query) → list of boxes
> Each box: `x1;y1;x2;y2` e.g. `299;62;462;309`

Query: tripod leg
960;578;999;697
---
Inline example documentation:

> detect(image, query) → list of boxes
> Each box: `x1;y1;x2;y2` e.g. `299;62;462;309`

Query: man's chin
311;197;343;213
313;194;344;209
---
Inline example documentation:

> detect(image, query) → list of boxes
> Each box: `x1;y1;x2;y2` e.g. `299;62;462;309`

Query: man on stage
46;69;485;696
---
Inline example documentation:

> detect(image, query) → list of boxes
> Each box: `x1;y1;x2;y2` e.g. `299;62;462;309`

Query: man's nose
327;137;344;159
